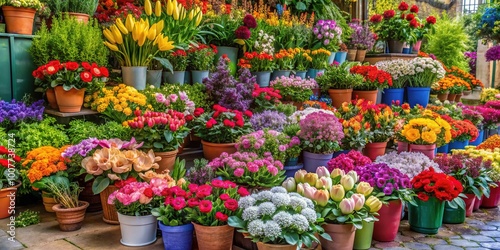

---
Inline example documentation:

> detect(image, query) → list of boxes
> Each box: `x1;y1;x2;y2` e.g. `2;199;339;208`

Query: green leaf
92;176;110;195
295;1;307;10
228;216;245;228
284;232;299;245
164;131;174;143
153;142;164;149
154;57;173;73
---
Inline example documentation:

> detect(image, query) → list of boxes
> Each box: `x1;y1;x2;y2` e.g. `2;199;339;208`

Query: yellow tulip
104;41;119;51
115;18;128;35
365;196;382;213
132;23;144;41
173;4;180;20
110;26;123;44
103;29;116;44
180;7;186;20
195;9;202;26
157;35;174;51
155;0;162;17
125;14;135;32
166;0;174;15
156;20;164;34
144;0;152;16
147;25;157;41
188;9;194;20
138;29;148;46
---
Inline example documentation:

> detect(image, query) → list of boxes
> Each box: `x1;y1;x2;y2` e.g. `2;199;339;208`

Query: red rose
172;197;186;210
80;71;93;82
409;19;419;28
82;62;92;70
65;61;79;71
215;211;228;221
143;188;153;198
417;192;429;201
406;13;415;21
398;1;409;11
369;14;383;23
196;184;212;198
219;193;230;201
410;5;419;13
224;199;239;211
235;26;251;40
423;184;434;193
187;198;199;207
237;186;250;196
383;10;395;19
243;14;257;29
91;67;102;77
426;16;436;24
100;67;109;77
0;159;8;168
211;179;224;188
199;200;213;213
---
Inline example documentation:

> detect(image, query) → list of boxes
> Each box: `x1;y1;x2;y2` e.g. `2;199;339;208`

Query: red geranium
410;4;419;13
398;1;409;11
411;167;463;201
426;16;437;24
32;61;108;90
406;13;415;21
369;14;383;23
350;65;393;90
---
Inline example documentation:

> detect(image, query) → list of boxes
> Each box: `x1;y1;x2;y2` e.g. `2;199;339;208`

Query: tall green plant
29;15;109;66
42;0;98;15
424;13;469;71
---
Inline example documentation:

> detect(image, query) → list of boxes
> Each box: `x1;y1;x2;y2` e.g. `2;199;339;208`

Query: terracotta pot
352;89;378;103
0;182;21;219
363;141;388;161
201;140;237;161
436;93;449;102
463;193;476;217
45;89;58;109
2;6;36;35
320;223;355;250
99;185;119;224
481;183;500;208
408;144;436;159
192;223;234;250
42;191;57;213
455;94;462;102
53;86;86;112
328;88;353;109
355;49;367;62
447;93;457;102
347;49;357;61
373;199;402;242
256;242;297;250
52;201;89;231
154;149;178;174
67;12;90;23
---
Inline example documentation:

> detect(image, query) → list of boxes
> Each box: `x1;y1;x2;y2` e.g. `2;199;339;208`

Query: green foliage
275;103;297;117
424;14;469;71
66;120;132;144
29;15;109;67
185;158;214;185
42;0;99;15
16;116;69;156
461;13;480;51
316;62;363;90
15;210;41;228
0;127;7;147
283;123;301;137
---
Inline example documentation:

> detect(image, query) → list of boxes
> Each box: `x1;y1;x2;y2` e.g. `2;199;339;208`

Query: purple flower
349;22;375;50
354;163;412;197
486;45;500;62
249;111;287;131
0;100;44;130
299;111;344;154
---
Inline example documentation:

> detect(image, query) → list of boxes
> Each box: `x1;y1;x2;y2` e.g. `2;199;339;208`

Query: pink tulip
339;197;355;214
303;183;317;200
294;169;307;183
316;166;330;178
330;168;345;179
313;189;330;206
315;176;333;190
351;193;365;211
282;177;296;192
340;175;355;191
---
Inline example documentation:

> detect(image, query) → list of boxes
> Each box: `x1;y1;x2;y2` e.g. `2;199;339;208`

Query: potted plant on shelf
191;104;254;160
187;44;217;83
238;51;275;87
293;48;311;79
103;14;175;90
229;187;330;250
164;49;188;84
298;111;344;172
44;0;99;23
316;62;363;108
32;60;108;112
0;0;43;34
125;109;190;173
349;21;376;62
0;146;22;219
270;76;318;109
374;59;410;105
406;56;446;108
350;65;393;103
185;179;250;250
312;19;342;65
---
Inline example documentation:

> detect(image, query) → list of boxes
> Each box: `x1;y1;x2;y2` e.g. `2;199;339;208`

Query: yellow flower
421;131;437;144
405;128;421;142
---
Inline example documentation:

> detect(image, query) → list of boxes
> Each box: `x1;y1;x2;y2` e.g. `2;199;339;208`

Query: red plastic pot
473;196;481;211
463;193;476;217
363;141;388;161
373;199;402;242
481;183;500;208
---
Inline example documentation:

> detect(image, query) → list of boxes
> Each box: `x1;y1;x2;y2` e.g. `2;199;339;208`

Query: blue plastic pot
302;151;333;173
470;129;484;146
381;88;404;106
406;87;431;108
328;52;336;65
437;144;449;153
448;140;469;153
158;222;194;250
284;157;299;166
306;69;325;79
334;51;347;64
284;164;303;178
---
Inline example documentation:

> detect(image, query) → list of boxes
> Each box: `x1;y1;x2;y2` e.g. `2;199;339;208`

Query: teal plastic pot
443;201;465;224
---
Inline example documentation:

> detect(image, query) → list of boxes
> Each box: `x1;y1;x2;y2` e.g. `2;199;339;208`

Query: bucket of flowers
238;51;276;87
164;49;189;84
349;65;393;103
187;44;217;83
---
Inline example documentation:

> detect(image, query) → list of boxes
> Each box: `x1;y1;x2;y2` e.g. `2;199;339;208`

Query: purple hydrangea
355;163;412;196
249;110;287;131
0;100;44;128
486;45;500;62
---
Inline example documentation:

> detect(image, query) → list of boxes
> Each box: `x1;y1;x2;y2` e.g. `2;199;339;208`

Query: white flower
292;214;310;232
239;196;256;209
263;221;282;239
258;202;277;216
270;186;287;193
271;193;291;207
273;211;294;227
256;191;273;201
289;196;308;210
248;219;265;236
301;208;317;223
242;206;260;221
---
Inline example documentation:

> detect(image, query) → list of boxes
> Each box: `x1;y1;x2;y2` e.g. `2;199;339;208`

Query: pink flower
247;162;259;173
179;91;188;101
267;165;278;176
169;94;178;102
234;167;245;177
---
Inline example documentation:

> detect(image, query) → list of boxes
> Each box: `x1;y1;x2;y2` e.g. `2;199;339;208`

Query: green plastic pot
443;201;465;224
353;221;374;250
408;196;445;234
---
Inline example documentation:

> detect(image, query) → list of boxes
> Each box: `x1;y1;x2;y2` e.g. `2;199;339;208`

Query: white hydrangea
271;193;291;207
292;214;310;232
304;198;315;209
263;221;282;239
272;211;294;228
258;202;277;216
270;186;287;194
301;208;317;223
247;219;265;236
256;191;274;201
289;196;308;210
239;196;256;209
254;30;275;55
242;206;259;221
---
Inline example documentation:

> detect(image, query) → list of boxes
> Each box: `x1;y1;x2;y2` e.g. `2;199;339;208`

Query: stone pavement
0;203;499;250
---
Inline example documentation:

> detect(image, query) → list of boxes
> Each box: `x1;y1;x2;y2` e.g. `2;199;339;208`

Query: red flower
215;211;228;221
398;1;409;11
406;13;415;21
223;119;235;128
143;187;153;198
410;5;419;13
211;179;224;188
219;193;230;201
426;16;436;24
243;14;257;29
235;26;251;39
187;198;199;207
13;155;21;162
224;198;239;211
237;186;250;196
199;200;213;213
172;197;187;210
194;107;204;117
0;146;8;155
91;67;102;77
370;14;383;23
80;71;93;82
65;62;79;71
417;192;429;201
185;115;194;122
188;183;199;193
196;184;212;198
409;19;419;28
114;177;136;188
46;65;59;75
82;62;92;70
206;118;217;129
235;119;244;127
243;110;253;118
383;10;395;19
0;159;8;168
100;67;110;77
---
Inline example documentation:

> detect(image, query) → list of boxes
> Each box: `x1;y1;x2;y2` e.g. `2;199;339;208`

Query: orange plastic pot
2;6;36;35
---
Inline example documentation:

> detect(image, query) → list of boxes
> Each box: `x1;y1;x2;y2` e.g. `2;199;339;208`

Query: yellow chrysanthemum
421;131;437;144
405;128;421;142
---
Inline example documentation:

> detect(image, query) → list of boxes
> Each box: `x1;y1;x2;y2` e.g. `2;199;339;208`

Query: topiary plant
424;13;469;71
29;15;109;66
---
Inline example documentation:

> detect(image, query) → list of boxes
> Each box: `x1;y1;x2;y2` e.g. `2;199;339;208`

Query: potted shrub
298;111;344;172
349;21;376;62
0;0;43;34
0;146;22;219
229;187;329;249
349;65;392;103
239;51;276;87
272;49;295;79
315;62;363;108
306;48;331;79
44;0;99;23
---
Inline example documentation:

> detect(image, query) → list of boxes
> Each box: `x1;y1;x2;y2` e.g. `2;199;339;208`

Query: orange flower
23;146;69;185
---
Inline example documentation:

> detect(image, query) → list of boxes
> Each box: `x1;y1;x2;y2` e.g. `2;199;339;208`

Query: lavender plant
0;100;44;131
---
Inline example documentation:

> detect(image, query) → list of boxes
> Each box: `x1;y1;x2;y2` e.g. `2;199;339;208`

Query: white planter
117;213;157;246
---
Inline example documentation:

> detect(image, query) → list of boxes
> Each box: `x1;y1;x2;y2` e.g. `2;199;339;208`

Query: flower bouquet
207;152;286;189
228;187;329;248
187;44;217;71
327;150;372;172
369;2;418;43
166;49;189;71
125;109;190;152
298;111;344;154
238;52;275;72
235;130;300;163
313;20;342;52
270;76;318;102
407;57;446;87
356;100;396;143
